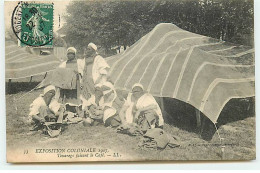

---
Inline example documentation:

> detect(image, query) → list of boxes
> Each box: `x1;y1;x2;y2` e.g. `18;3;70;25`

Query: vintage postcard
5;0;255;162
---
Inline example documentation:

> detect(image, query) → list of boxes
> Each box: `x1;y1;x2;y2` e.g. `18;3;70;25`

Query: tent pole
29;76;33;83
195;109;201;128
160;97;165;112
214;123;225;160
44;72;47;79
200;116;206;136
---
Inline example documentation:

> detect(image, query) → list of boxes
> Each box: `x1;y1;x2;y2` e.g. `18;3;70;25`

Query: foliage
63;0;254;55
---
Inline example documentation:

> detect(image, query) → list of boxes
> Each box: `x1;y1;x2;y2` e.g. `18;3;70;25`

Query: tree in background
63;0;254;56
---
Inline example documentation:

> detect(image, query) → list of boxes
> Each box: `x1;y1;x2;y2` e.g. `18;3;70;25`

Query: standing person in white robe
80;43;110;107
59;47;85;78
58;47;81;109
119;83;164;131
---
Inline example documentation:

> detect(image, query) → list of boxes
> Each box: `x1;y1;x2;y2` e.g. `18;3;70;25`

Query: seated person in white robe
81;80;123;127
98;81;122;127
119;83;164;132
28;85;64;131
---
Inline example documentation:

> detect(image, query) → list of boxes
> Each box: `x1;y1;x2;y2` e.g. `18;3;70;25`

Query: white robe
80;55;110;107
135;93;164;127
123;93;164;126
29;96;61;121
123;93;135;124
59;59;85;77
92;55;110;84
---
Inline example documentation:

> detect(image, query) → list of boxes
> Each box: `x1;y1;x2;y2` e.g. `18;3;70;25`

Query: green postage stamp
12;2;53;47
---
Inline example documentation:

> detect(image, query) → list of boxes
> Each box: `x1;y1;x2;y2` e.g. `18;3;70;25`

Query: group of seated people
28;43;164;136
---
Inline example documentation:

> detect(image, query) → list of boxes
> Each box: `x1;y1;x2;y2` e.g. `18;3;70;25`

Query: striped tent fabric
5;40;61;79
106;23;255;123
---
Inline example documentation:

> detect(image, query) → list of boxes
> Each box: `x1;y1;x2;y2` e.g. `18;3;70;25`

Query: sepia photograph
4;0;255;162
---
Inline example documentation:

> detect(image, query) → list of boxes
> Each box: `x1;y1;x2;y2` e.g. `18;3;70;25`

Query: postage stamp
11;1;54;47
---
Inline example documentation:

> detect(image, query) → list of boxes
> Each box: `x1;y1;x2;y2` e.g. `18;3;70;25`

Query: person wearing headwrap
119;83;164;132
119;84;144;125
80;43;110;106
81;80;123;127
98;81;122;127
58;47;81;111
59;47;77;69
28;85;64;131
81;86;104;126
60;47;85;78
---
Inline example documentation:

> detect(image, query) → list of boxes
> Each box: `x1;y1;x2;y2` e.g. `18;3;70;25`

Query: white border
0;0;259;170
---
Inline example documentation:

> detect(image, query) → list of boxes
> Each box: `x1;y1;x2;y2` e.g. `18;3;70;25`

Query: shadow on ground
159;97;255;141
6;82;40;94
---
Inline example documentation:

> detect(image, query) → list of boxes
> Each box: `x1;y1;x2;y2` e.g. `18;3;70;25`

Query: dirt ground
6;88;256;161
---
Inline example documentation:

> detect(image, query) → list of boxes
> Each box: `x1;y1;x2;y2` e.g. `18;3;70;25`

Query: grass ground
6;87;256;162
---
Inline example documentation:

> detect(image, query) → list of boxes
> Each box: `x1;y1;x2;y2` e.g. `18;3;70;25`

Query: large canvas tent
106;23;254;124
5;39;60;79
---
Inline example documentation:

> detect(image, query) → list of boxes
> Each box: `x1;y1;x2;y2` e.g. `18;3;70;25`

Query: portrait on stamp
11;1;54;47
